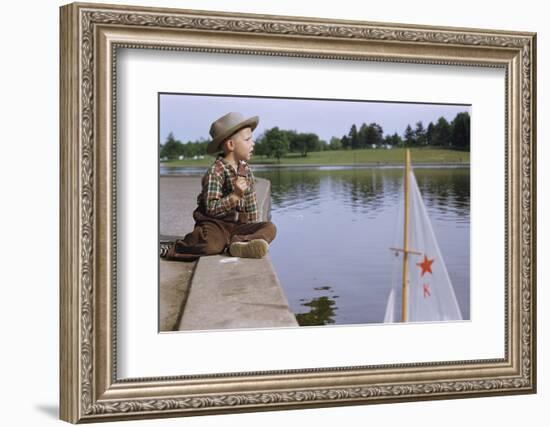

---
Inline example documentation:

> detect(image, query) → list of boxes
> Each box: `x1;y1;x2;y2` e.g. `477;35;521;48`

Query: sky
159;93;470;144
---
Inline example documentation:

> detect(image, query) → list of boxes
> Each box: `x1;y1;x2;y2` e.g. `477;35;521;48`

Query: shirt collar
217;156;238;174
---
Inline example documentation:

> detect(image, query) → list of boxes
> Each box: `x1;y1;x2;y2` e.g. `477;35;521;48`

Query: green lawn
161;148;469;168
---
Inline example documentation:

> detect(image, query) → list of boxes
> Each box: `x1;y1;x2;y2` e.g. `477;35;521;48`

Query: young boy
162;112;277;261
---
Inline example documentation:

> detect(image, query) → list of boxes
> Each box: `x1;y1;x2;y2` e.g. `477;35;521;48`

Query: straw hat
207;112;259;154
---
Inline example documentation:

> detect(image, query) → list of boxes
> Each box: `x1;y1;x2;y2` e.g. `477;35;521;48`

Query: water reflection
268;168;322;209
258;167;470;222
414;168;470;222
295;286;339;326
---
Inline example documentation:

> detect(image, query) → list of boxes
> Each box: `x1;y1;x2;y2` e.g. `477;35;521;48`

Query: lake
161;165;470;326
253;165;470;326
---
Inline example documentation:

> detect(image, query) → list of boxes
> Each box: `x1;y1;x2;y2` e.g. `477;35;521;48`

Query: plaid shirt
197;156;259;223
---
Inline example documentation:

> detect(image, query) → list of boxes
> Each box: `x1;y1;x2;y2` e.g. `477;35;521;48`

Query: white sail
384;169;463;323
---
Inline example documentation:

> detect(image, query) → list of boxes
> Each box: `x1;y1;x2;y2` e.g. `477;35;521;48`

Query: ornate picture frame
60;2;536;423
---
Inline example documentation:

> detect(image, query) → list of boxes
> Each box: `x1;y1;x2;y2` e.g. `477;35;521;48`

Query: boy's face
226;127;255;162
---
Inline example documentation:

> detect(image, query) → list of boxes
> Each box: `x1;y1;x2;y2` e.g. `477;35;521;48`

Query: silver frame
60;2;536;423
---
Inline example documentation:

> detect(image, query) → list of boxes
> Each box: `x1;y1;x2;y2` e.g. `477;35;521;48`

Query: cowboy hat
207;112;259;154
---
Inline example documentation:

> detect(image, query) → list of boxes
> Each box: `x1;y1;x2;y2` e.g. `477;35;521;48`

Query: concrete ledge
179;254;297;331
160;176;201;238
255;178;272;222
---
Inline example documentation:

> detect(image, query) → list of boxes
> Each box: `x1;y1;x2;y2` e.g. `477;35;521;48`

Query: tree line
159;133;209;160
401;112;470;150
160;111;470;161
337;111;470;151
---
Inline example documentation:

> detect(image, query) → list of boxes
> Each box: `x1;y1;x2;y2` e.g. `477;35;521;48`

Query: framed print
157;93;472;332
60;2;536;423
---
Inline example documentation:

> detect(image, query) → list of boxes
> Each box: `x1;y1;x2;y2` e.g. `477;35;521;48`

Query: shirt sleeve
203;169;239;218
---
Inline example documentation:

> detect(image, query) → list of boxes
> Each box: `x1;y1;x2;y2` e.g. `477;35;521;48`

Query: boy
162;112;277;261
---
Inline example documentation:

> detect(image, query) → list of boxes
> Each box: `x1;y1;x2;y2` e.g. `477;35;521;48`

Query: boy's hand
233;177;249;198
237;161;247;177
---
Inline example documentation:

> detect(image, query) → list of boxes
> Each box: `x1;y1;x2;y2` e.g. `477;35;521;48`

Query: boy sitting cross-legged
162;112;277;261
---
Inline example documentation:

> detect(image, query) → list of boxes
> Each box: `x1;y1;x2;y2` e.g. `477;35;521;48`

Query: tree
358;123;369;148
253;133;268;156
414;121;427;146
160;132;183;159
432;117;451;146
341;135;351;150
404;124;415;147
348;124;359;149
389;132;403;146
181;141;196;158
286;130;300;153
289;131;320;157
261;127;289;162
426;122;435;146
300;133;321;156
365;123;384;146
329;136;342;151
450;112;470;149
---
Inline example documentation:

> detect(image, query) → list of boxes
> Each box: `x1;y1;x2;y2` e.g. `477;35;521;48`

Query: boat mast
401;149;411;322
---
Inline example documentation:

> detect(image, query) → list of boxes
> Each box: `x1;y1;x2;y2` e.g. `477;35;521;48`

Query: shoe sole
229;239;269;258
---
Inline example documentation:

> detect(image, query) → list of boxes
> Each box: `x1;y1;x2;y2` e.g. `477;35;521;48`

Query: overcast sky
159;93;470;144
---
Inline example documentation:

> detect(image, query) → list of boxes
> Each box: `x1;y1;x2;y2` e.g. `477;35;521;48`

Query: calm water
161;165;470;326
253;166;470;326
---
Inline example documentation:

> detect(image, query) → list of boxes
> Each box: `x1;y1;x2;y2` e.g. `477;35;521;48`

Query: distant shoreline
160;147;470;168
160;163;470;178
161;162;470;169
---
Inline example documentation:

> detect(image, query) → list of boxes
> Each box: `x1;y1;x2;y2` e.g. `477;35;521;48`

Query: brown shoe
229;239;269;259
163;242;200;262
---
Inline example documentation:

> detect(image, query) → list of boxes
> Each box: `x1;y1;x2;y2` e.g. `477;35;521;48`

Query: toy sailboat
384;150;463;323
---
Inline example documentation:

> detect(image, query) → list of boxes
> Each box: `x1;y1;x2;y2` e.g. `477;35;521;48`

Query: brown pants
166;209;277;261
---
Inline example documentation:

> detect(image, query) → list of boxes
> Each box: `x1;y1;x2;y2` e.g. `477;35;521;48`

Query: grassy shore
161;147;470;167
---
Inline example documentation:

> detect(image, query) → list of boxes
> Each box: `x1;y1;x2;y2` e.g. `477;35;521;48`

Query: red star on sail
417;255;434;277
